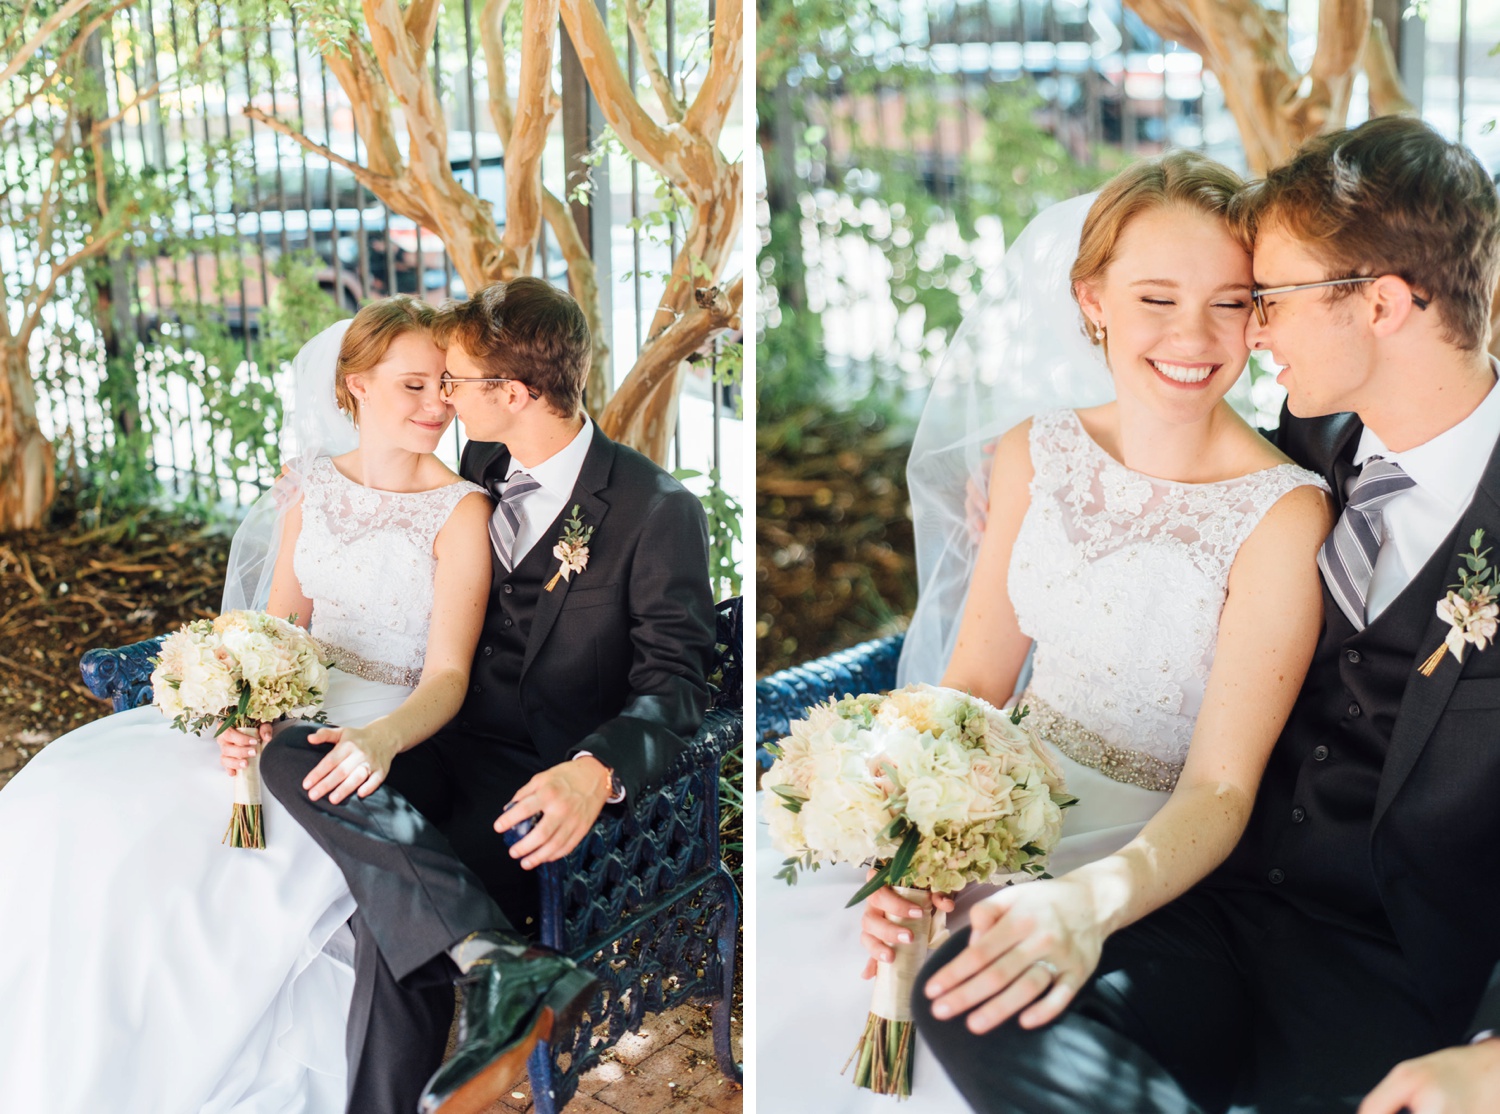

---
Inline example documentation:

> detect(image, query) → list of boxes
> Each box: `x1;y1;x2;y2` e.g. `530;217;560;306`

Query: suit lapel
520;424;617;679
465;441;512;583
1372;431;1500;832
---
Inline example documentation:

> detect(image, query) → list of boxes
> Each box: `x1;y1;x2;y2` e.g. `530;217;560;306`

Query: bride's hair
334;295;439;423
1069;150;1245;345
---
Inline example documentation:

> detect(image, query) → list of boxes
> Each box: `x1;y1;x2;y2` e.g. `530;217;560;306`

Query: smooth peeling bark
0;344;56;534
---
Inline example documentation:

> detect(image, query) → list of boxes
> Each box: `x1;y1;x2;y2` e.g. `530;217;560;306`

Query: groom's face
443;340;523;442
1246;223;1371;419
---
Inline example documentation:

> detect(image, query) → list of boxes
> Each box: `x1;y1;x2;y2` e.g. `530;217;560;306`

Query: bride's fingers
861;929;898;964
925;911;1028;999
1018;977;1077;1030
306;726;343;746
305;747;362;800
867;886;927;921
862;912;915;950
928;937;1046;1023
964;964;1055;1034
355;766;386;799
861;957;877;980
327;760;374;805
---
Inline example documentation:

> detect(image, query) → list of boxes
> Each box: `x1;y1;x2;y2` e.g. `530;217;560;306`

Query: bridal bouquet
151;610;331;849
763;683;1074;1097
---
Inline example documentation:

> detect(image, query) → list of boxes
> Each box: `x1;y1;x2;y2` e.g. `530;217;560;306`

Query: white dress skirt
0;669;409;1114
755;753;1170;1113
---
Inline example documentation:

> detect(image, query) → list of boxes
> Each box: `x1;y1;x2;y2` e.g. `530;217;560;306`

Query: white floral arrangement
763;683;1075;1096
151;610;331;848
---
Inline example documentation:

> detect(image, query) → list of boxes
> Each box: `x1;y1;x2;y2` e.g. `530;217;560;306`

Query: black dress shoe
417;933;599;1114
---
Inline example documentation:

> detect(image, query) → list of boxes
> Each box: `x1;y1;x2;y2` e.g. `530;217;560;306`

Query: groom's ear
1367;275;1422;339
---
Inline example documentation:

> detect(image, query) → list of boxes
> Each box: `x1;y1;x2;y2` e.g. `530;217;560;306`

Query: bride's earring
1094;322;1106;342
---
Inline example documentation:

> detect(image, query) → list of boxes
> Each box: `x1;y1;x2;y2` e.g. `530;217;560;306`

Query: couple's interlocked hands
216;726;611;867
862;877;1105;1033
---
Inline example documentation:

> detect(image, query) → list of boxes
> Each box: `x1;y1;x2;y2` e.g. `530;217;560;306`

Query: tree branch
683;0;742;140
243;106;407;207
0;0;95;87
323;36;404;179
1310;0;1372;81
557;0;674;167
624;0;684;123
479;0;517;143
404;0;443;55
500;0;561;271
19;222;126;350
0;0;138;133
1363;16;1416;117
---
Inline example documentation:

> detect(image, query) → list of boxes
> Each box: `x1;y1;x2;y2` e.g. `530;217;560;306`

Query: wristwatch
574;751;626;804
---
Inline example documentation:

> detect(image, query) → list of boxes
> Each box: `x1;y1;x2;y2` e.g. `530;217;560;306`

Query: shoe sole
428;966;601;1114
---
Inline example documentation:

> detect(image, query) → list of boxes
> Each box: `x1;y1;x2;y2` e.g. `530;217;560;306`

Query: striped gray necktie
487;471;542;573
1317;457;1416;630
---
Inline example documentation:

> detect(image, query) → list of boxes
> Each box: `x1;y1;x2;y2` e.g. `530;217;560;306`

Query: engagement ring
1031;959;1060;981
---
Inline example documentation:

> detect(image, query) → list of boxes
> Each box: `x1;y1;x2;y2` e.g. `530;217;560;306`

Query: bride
758;151;1334;1109
0;297;492;1112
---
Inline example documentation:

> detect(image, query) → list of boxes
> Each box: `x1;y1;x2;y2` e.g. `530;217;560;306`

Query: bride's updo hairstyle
1069;150;1245;346
334;295;438;424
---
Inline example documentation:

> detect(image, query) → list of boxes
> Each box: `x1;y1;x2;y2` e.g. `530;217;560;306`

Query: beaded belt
1017;688;1181;793
317;640;422;687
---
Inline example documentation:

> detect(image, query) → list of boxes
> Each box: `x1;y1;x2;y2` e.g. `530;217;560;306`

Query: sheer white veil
897;192;1113;685
221;318;357;614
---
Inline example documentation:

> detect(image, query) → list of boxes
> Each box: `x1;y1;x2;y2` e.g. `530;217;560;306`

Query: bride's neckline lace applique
294;457;487;682
1009;408;1329;790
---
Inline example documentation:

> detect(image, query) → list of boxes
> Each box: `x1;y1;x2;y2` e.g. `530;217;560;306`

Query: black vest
457;501;572;743
1214;488;1470;934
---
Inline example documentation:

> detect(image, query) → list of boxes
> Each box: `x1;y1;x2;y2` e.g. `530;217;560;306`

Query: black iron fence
3;0;741;553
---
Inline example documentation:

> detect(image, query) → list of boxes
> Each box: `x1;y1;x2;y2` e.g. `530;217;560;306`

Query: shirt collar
505;415;594;499
1354;356;1500;513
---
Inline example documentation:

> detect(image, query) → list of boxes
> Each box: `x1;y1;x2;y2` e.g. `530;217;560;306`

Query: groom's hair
1231;116;1500;352
434;278;591;417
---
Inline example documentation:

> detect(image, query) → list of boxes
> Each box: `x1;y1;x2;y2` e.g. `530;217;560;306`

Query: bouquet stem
223;747;266;850
846;886;938;1097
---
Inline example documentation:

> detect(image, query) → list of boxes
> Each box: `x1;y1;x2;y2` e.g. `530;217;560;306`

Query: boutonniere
545;505;595;592
1418;529;1499;676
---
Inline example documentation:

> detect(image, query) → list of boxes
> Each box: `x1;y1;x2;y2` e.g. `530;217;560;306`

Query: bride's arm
265;498;314;628
924;481;1334;1034
859;421;1037;970
299;491;493;804
938;420;1037;707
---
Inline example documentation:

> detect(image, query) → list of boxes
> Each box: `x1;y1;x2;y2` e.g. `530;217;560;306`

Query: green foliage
674;466;742;600
757;0;1110;424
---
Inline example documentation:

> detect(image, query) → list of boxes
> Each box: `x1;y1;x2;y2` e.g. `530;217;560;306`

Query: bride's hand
300;723;401;804
858;872;957;979
218;724;272;777
923;877;1105;1034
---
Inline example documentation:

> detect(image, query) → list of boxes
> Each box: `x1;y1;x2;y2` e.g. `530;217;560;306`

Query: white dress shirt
1354;357;1500;622
502;416;594;566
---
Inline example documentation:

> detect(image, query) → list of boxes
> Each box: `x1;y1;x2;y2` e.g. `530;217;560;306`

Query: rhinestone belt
1018;688;1181;793
317;640;422;687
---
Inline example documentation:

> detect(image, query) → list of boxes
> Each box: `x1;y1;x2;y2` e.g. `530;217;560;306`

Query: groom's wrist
573;752;625;804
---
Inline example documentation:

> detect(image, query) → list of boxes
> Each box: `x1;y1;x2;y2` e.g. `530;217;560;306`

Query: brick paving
487;1002;742;1114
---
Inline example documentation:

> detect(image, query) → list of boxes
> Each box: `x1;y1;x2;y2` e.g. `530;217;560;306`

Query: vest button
1268;868;1285;885
503;617;514;628
1291;807;1306;823
1313;745;1329;761
503;584;514;594
1347;702;1361;718
482;646;494;657
471;683;482;694
1346;650;1361;664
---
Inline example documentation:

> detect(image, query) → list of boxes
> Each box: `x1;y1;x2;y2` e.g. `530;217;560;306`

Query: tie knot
500;471;542;503
1348;457;1415;511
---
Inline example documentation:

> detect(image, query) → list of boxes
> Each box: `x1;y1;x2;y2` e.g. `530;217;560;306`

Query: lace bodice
294;457;486;680
1008;409;1328;787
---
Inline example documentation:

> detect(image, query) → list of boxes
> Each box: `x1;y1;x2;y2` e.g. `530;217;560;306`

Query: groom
249;277;716;1113
916;117;1500;1111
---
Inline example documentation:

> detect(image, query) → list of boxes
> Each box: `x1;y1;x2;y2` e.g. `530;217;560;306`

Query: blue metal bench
753;631;905;768
79;596;744;1113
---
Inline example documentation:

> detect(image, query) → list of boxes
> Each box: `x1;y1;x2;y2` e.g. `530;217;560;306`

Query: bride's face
1076;204;1254;424
345;331;454;452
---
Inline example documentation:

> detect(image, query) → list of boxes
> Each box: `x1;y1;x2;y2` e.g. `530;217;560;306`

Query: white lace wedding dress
757;408;1327;1111
0;457;483;1114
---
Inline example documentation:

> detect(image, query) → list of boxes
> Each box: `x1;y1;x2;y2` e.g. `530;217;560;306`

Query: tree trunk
0;343;57;533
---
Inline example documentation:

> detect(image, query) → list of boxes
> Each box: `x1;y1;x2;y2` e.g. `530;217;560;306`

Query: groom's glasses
1250;276;1430;327
439;371;542;401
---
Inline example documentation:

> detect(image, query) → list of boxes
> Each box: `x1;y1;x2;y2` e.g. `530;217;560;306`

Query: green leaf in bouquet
845;861;894;908
1020;842;1047;857
1051;791;1080;809
847;826;923;907
769;784;808;813
1010;704;1031;726
763;740;784;758
775;857;802;885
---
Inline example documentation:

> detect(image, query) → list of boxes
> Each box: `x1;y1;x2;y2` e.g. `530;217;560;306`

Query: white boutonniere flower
545;505;595;592
1419;529;1499;676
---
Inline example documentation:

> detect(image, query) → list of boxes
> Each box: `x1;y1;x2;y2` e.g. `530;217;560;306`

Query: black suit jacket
1269;404;1500;1038
456;423;716;800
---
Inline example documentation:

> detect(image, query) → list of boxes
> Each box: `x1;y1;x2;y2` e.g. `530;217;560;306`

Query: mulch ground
0;496;231;786
756;410;918;678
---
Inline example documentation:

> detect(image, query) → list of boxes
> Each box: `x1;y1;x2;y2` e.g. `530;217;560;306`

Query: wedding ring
1031;959;1061;982
354;762;371;778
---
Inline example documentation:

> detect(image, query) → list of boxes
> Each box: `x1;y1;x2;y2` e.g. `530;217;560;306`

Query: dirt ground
756;411;917;677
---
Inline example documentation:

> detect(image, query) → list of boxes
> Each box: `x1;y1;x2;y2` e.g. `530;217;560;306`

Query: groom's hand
495;757;611;869
218;723;272;776
1359;1040;1500;1114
